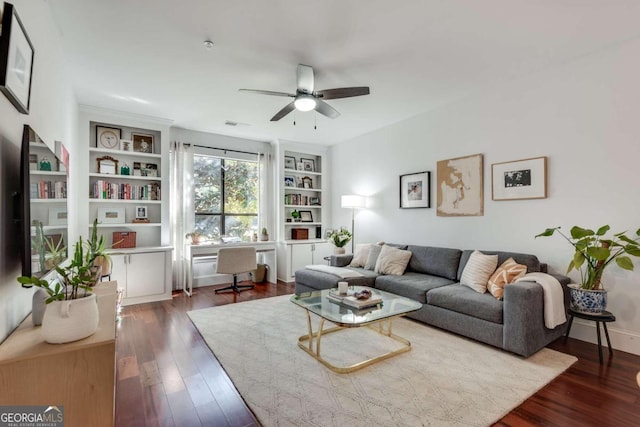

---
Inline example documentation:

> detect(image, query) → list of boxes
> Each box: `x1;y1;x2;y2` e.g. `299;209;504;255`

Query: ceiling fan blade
314;99;341;119
297;64;314;94
316;86;370;99
270;101;296;121
239;89;295;97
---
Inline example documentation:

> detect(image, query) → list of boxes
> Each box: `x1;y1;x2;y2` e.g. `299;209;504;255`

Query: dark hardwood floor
115;282;640;427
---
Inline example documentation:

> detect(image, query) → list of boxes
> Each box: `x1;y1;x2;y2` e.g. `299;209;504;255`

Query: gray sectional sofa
294;244;570;357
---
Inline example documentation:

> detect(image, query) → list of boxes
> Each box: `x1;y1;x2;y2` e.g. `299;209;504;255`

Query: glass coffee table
290;286;422;373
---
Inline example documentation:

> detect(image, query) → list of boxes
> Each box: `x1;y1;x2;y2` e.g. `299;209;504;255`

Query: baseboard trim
569;320;640;356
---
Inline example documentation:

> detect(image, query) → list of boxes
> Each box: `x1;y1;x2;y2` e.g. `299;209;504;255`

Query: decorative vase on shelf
32;288;48;326
568;284;608;314
42;293;99;344
334;247;346;255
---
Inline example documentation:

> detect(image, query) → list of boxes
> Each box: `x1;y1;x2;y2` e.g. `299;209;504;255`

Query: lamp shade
341;195;366;209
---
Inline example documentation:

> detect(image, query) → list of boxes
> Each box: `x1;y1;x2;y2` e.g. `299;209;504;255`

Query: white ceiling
48;0;640;145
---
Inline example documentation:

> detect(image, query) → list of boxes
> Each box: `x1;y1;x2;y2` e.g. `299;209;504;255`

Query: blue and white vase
568;284;607;314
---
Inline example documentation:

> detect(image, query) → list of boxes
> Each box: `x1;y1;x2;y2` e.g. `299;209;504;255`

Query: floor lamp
341;195;366;253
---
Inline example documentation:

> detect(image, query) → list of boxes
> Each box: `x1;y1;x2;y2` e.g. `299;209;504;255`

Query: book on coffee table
327;292;382;309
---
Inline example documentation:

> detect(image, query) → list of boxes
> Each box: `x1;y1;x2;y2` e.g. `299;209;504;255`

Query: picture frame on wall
132;133;154;153
436;153;484;217
97;207;125;224
96;126;122;150
284;156;296;170
399;171;430;208
0;2;34;114
491;156;547;201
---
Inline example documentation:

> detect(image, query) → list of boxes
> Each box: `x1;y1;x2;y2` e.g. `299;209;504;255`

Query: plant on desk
328;227;352;255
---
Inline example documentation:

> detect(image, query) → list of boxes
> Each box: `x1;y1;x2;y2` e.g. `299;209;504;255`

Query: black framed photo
0;2;34;114
300;158;316;172
400;171;431;208
132;133;154;153
299;210;313;222
284;156;296;170
492;156;547;201
284;176;294;187
135;206;148;219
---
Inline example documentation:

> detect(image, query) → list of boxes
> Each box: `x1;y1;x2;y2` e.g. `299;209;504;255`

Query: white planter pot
42;293;99;344
334;247;346;255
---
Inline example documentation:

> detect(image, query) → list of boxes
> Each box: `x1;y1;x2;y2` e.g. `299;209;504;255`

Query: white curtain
258;152;274;239
169;141;194;291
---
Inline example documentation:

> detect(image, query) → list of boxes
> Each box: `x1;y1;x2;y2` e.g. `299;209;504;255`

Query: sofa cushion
374;245;412;275
460;250;498;293
406;245;462;280
364;244;383;270
374;272;455;303
487;258;527;300
350;244;371;268
294;267;378;292
457;250;542;280
427;284;504;324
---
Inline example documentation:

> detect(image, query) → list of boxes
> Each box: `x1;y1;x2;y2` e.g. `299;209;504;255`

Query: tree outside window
193;155;258;240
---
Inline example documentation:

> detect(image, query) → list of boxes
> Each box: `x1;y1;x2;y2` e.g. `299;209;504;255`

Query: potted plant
185;231;206;244
18;237;100;343
328;227;352;255
86;218;111;282
536;225;640;313
260;227;269;241
291;210;301;222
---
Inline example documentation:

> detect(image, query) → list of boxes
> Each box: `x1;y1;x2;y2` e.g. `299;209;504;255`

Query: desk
185;241;277;296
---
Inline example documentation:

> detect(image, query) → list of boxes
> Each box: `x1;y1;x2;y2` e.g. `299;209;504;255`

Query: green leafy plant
86;218;113;274
291;210;300;221
18;237;94;303
44;235;66;270
261;227;268;235
536;225;640;290
328;227;352;248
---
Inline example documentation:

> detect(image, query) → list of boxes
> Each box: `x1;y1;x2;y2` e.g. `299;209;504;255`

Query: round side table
564;308;615;364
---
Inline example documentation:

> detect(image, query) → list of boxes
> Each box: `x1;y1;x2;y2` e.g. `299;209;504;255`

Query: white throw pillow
350;244;371;268
460;250;499;293
374;245;413;275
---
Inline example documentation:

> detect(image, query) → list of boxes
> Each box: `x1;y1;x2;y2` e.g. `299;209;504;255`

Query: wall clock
96;126;121;150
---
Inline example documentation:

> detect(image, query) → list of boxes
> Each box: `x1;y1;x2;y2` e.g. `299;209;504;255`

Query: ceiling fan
239;64;370;122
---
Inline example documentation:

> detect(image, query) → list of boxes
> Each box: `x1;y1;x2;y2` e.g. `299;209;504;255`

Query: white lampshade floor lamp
341;195;366;253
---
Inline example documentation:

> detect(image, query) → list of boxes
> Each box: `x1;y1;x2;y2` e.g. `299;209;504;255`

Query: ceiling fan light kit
239;64;370;122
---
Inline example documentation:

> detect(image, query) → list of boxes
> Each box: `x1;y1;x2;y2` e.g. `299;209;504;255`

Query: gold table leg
297;310;412;374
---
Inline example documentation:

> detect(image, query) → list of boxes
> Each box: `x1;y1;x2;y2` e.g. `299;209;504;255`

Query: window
193;154;258;239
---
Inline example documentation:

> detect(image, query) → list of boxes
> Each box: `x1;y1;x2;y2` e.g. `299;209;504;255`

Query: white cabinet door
109;254;128;295
125;252;166;298
312;242;332;263
290;244;313;278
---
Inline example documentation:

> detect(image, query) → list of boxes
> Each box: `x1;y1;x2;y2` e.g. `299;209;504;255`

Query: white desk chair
214;246;256;293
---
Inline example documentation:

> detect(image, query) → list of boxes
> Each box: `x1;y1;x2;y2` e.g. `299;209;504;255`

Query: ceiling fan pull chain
314;112;317;130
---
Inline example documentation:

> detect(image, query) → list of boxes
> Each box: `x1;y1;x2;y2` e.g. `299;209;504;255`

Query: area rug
188;296;576;427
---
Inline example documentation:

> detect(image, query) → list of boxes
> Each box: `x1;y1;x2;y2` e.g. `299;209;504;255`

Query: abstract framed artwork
0;2;34;114
491;156;547;201
399;171;430;208
436;153;484;217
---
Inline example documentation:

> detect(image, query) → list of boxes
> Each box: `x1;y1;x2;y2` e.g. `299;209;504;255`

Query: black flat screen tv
19;125;68;280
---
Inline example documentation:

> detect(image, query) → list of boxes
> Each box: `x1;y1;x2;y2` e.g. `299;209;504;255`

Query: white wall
0;0;77;342
330;37;640;355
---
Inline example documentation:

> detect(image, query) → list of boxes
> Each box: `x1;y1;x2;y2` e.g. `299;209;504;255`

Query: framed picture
284;176;295;187
0;3;34;114
120;139;132;152
492;156;547;201
284;156;296;170
132;133;154;153
96;126;121;150
436;153;484;217
97;156;118;175
140;162;157;177
299;210;313;222
97;207;125;224
135;206;148;219
48;207;68;226
309;196;320;205
301;176;313;189
400;171;430;208
300;158;316;172
29;153;37;170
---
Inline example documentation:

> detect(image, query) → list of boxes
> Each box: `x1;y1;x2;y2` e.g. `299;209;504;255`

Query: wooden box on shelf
291;228;309;240
113;231;136;248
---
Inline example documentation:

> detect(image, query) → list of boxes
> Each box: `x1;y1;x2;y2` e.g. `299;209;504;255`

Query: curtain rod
190;143;259;156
